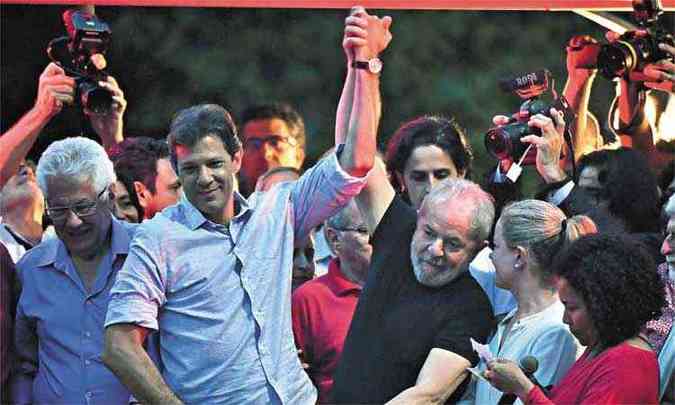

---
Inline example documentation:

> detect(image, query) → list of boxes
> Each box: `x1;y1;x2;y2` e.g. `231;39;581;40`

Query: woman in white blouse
472;199;596;404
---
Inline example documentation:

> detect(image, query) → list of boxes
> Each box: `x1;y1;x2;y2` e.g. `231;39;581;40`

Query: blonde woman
472;200;596;404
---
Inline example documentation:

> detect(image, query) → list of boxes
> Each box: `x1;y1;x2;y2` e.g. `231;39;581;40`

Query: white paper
471;337;495;363
467;366;489;383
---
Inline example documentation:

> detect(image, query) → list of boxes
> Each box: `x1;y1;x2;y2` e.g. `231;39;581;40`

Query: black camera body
47;10;113;114
597;0;674;79
484;70;576;165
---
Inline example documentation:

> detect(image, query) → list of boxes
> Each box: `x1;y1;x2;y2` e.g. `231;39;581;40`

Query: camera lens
597;42;637;79
484;127;511;160
79;80;113;114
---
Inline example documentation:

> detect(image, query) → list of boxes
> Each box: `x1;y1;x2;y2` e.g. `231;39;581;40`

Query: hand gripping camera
47;9;113;114
596;0;674;79
484;70;576;166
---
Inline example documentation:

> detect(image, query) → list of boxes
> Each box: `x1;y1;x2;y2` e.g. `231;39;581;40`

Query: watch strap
351;61;370;70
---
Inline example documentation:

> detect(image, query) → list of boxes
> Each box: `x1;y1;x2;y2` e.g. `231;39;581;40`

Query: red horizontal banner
1;0;674;10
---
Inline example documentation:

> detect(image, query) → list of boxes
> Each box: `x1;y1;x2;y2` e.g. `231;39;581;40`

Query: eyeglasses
332;226;370;236
243;135;298;151
46;188;107;221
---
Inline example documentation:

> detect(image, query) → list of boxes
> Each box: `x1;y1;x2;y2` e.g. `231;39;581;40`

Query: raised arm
338;8;391;179
338;8;395;233
0;63;74;188
86;75;127;151
562;35;601;163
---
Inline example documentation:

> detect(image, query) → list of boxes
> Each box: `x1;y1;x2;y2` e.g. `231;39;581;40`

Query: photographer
643;42;675;92
562;35;605;164
0;62;126;189
0;63;126;267
607;31;674;172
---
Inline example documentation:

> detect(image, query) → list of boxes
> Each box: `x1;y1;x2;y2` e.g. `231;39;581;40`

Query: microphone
497;356;550;405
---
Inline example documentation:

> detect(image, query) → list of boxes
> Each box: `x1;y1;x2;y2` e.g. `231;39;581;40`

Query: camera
47;9;113;114
596;0;674;79
484;70;575;165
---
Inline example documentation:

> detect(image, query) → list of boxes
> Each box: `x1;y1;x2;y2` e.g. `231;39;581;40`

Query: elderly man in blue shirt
11;137;136;404
101;15;383;402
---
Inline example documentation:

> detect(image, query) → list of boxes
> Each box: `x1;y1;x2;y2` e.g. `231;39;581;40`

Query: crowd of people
0;5;674;405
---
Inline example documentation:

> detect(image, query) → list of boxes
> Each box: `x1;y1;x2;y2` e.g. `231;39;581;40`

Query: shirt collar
180;192;251;231
498;300;562;328
326;258;362;296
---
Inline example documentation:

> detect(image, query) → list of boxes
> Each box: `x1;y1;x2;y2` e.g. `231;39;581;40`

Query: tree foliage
4;5;667;191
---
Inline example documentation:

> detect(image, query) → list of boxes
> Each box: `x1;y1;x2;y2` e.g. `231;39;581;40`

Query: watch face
368;58;383;74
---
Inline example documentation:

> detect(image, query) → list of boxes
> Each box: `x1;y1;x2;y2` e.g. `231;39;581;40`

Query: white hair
421;178;495;243
37;137;116;198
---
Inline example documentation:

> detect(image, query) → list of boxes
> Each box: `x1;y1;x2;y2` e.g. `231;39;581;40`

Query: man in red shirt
291;200;372;403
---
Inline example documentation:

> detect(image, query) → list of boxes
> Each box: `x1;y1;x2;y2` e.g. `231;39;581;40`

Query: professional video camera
47;9;113;114
484;70;576;166
596;0;674;79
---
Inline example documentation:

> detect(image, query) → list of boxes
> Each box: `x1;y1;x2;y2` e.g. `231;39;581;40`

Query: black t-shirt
332;196;496;404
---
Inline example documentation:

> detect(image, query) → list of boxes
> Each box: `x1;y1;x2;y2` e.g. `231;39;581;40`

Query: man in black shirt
331;179;496;404
331;9;496;403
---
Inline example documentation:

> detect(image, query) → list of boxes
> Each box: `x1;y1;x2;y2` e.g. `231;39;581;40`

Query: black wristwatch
351;58;383;74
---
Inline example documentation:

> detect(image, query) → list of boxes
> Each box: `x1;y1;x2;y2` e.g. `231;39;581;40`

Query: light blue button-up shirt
105;152;366;404
11;217;137;405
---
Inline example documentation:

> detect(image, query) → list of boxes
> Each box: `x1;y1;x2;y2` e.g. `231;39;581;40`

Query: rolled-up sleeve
105;225;167;331
291;150;368;242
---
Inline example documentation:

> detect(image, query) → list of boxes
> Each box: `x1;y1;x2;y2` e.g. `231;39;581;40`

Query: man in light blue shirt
103;96;375;401
12;137;136;404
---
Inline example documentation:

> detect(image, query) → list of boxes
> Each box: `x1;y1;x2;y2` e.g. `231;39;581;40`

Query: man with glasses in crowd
292;200;372;403
11;137;136;404
238;103;306;196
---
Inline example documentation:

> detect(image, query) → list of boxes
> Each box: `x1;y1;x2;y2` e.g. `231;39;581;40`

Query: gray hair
37;137;116;198
499;199;597;284
665;194;675;218
422;178;495;244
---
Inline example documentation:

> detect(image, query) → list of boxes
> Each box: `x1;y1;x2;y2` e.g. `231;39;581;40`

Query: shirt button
84;331;91;337
85;392;93;398
85;359;91;366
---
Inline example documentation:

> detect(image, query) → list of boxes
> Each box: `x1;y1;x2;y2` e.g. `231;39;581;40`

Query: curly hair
385;115;473;194
553;233;665;348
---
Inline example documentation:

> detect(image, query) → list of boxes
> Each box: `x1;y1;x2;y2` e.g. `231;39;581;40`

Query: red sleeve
526;348;658;405
577;355;655;404
526;386;554;405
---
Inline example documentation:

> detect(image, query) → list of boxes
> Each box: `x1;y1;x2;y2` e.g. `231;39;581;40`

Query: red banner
1;0;674;10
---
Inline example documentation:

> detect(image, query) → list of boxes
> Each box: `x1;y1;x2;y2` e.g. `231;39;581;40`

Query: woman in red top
485;233;666;404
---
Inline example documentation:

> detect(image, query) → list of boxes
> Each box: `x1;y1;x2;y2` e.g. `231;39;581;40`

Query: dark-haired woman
385;115;472;210
485;233;665;404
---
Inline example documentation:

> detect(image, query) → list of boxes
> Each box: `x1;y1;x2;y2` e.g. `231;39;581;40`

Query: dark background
2;6;671;190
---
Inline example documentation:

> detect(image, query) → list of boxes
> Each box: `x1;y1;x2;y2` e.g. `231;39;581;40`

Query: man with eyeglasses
11;137;136;404
292;200;372;403
0;63;127;264
238;102;306;196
